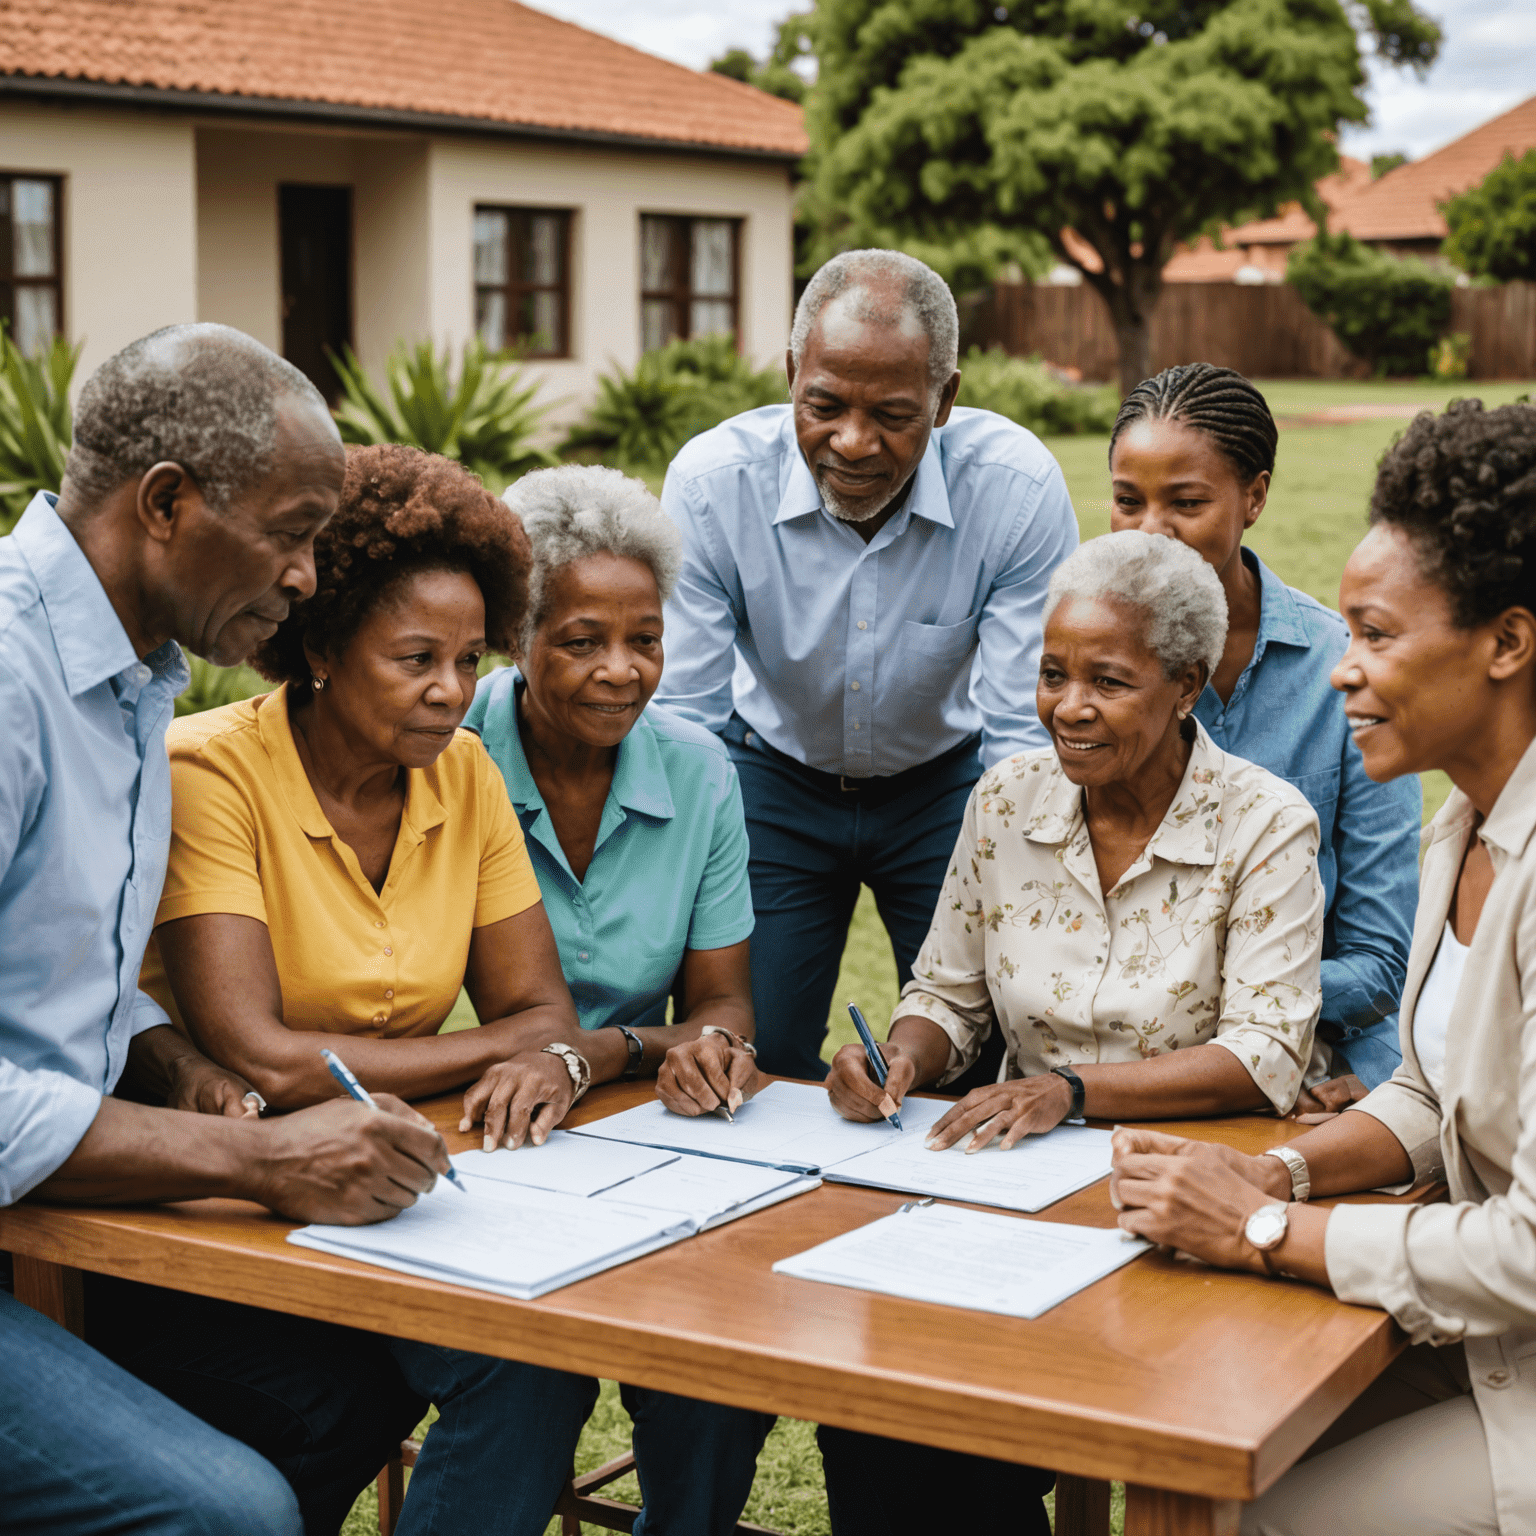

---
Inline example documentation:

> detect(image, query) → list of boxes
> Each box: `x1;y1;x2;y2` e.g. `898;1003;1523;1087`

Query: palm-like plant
331;339;558;493
0;325;80;532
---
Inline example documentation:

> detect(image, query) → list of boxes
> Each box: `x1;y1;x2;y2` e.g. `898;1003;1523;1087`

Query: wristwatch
610;1023;645;1081
541;1042;591;1102
1049;1064;1086;1121
1244;1201;1290;1272
701;1025;757;1058
1264;1144;1311;1202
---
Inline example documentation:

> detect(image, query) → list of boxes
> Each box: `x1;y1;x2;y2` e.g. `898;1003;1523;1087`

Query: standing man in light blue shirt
655;250;1079;1079
0;324;452;1536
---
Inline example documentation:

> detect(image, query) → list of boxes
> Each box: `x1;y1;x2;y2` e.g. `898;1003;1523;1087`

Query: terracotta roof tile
1222;156;1373;246
0;0;808;156
1328;94;1536;241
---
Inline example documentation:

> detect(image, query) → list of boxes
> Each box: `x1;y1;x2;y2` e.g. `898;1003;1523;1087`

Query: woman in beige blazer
1111;397;1536;1536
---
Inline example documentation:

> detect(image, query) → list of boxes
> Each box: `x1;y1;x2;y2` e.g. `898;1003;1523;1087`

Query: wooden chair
376;1439;785;1536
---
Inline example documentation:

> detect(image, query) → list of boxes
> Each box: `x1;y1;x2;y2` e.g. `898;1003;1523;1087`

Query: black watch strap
612;1024;645;1081
1049;1064;1086;1120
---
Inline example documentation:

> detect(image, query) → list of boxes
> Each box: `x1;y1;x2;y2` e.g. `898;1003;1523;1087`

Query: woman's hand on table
657;1032;762;1117
1289;1074;1368;1124
1109;1127;1286;1272
826;1042;919;1123
167;1053;265;1119
461;1049;576;1151
924;1075;1076;1151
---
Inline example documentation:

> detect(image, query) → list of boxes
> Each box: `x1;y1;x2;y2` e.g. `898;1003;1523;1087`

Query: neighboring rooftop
1328;93;1536;242
0;0;809;158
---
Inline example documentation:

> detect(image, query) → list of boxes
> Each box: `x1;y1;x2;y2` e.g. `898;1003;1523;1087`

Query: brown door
279;184;352;402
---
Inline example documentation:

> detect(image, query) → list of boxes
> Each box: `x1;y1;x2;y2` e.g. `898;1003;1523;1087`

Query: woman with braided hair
1112;399;1536;1535
1109;363;1421;1098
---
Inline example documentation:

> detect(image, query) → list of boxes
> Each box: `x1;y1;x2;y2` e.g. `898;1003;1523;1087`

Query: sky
530;0;1534;161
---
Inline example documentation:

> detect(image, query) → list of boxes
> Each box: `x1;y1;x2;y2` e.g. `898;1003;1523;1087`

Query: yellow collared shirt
140;686;542;1038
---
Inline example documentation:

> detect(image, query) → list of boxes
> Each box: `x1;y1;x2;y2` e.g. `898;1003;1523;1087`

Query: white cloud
527;0;790;70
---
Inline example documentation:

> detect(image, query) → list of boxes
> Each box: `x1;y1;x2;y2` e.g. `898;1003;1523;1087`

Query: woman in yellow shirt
142;444;735;1534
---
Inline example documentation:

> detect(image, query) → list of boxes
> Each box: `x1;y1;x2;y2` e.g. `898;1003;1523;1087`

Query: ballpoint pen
847;1003;903;1132
320;1047;467;1192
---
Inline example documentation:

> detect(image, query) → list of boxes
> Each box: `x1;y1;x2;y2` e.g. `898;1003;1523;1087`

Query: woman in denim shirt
1108;363;1420;1097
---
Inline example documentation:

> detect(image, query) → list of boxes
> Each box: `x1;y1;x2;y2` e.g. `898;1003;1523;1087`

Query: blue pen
320;1048;466;1193
847;1004;903;1132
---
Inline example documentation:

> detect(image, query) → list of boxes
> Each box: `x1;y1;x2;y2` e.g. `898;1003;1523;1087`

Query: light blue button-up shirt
0;494;189;1204
465;671;754;1033
1194;550;1420;1088
654;405;1079;775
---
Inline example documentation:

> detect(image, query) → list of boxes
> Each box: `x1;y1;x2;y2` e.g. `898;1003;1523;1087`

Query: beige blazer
1325;735;1536;1535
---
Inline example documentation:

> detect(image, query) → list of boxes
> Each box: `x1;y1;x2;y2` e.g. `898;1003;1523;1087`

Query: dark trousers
817;1423;1055;1536
724;719;1004;1085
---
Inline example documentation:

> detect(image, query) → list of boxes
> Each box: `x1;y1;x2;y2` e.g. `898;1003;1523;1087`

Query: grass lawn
344;375;1529;1535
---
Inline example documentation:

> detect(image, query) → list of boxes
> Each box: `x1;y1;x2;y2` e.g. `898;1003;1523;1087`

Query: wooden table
0;1083;1416;1536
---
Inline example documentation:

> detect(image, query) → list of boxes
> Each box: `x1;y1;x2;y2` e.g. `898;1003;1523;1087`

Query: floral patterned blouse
901;722;1326;1113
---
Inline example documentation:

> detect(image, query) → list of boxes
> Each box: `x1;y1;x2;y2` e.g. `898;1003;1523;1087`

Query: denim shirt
1193;550;1419;1088
0;494;189;1203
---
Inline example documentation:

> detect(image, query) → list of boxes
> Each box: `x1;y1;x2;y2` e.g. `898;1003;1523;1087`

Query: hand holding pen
845;1005;904;1132
322;1048;467;1193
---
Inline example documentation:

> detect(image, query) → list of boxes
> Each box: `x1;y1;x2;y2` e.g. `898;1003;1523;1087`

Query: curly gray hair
1042;531;1229;680
63;323;327;514
503;464;682;657
789;250;959;392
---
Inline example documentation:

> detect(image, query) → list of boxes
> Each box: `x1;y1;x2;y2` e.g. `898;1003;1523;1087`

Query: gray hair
63;323;327;513
789;249;959;391
1042;531;1229;679
503;464;682;657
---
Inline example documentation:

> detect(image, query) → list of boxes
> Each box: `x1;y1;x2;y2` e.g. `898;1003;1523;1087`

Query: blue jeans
87;1277;771;1536
0;1286;302;1536
723;719;987;1082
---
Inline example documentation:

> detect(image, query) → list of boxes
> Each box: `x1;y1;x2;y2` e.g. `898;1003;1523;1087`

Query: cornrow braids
1108;363;1278;483
1369;398;1536;629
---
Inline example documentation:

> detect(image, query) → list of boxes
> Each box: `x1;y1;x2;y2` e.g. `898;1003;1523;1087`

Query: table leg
1124;1485;1241;1536
12;1254;84;1337
1055;1474;1111;1536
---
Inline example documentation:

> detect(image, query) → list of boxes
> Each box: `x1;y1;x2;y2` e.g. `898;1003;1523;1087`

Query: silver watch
701;1025;757;1058
541;1042;591;1101
1244;1201;1290;1261
1264;1144;1311;1201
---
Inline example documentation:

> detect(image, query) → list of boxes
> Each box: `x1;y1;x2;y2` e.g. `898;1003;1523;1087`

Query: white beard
816;472;894;524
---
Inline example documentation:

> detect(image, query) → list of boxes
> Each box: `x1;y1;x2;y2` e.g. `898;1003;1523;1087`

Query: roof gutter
0;72;806;165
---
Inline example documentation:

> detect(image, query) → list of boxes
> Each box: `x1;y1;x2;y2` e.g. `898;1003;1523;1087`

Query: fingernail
924;1136;941;1150
504;1135;517;1150
532;1127;546;1146
878;1095;897;1118
727;1089;743;1112
459;1118;471;1133
483;1134;494;1152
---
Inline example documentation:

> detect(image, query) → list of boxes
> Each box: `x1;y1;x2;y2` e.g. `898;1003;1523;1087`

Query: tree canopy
802;0;1440;392
1443;150;1536;283
710;16;815;104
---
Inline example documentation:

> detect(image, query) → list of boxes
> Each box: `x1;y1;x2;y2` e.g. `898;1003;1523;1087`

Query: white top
1413;921;1468;1099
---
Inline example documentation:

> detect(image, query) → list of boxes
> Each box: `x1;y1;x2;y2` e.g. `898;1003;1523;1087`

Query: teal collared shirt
464;669;754;1032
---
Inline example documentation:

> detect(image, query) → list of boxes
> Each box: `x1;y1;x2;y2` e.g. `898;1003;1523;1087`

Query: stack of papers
774;1203;1150;1319
287;1131;818;1298
570;1082;1114;1213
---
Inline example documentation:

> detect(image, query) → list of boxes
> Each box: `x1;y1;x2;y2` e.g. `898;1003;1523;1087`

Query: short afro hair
1370;398;1536;628
253;443;531;685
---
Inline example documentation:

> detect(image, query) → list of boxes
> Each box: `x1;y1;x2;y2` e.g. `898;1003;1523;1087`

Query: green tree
710;15;815;104
803;0;1440;394
1443;150;1536;282
1372;151;1409;179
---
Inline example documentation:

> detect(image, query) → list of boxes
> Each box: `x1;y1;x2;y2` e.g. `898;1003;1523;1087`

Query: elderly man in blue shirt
0;324;453;1536
655;250;1079;1080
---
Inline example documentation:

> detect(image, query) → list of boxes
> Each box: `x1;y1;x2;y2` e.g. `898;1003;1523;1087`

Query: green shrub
331;339;557;493
1442;150;1536;282
1287;233;1453;376
561;336;788;472
0;326;78;532
1431;331;1471;380
955;347;1118;435
174;655;267;717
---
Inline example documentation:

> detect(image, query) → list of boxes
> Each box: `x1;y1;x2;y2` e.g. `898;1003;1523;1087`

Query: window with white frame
639;215;739;352
473;207;571;358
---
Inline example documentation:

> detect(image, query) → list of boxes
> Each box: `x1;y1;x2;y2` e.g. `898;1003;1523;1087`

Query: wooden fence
967;280;1536;382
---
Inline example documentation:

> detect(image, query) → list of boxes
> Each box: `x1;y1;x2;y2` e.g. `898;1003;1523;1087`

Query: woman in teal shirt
466;463;772;1535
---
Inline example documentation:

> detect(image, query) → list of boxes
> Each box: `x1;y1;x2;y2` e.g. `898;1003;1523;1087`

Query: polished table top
0;1081;1414;1504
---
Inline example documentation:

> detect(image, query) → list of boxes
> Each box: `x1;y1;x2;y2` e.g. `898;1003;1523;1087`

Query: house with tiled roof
0;0;807;413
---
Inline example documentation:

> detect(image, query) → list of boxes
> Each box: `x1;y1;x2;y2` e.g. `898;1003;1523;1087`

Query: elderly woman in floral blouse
819;529;1328;1536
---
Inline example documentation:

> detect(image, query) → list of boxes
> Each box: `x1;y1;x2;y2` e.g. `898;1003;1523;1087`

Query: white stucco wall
426;138;796;426
0;100;198;383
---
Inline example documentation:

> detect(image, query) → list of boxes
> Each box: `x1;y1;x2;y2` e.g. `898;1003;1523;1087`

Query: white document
568;1080;951;1172
825;1123;1114;1213
450;1131;679;1197
597;1156;821;1229
773;1203;1151;1320
288;1179;691;1300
